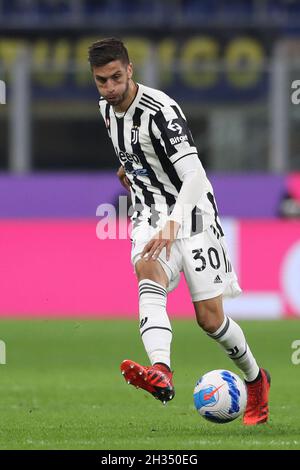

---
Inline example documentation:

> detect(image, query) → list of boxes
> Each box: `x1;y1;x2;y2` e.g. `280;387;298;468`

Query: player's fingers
166;241;172;261
147;240;161;260
152;241;167;260
141;239;155;258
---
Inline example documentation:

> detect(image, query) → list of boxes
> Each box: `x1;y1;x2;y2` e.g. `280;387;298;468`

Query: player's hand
117;166;131;192
141;220;180;261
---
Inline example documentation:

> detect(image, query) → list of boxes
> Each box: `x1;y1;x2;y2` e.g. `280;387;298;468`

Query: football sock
207;316;260;382
139;279;172;369
245;369;261;384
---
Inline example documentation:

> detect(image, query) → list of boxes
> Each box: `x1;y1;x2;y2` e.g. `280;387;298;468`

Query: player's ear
127;63;133;79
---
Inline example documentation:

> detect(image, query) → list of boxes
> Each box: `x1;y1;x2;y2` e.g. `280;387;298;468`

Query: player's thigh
131;235;182;292
182;226;231;303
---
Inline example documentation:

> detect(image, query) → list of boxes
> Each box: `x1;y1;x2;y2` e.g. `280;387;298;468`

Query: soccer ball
193;369;247;424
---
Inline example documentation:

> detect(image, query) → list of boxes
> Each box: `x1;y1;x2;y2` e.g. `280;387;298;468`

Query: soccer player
89;38;270;425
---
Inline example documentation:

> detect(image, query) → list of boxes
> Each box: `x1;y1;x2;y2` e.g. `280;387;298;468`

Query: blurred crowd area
1;0;300;26
0;0;300;173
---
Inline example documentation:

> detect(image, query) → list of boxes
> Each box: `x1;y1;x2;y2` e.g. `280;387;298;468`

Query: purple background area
210;174;285;218
0;172;286;218
0;172;122;218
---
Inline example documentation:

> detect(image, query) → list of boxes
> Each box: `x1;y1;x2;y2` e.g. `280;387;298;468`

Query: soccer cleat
243;368;271;425
120;359;175;403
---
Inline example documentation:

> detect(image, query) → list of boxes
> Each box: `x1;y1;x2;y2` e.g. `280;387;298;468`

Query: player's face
92;60;133;107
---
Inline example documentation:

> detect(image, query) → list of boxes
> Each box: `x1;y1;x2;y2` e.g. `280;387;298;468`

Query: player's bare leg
120;259;175;404
193;295;271;425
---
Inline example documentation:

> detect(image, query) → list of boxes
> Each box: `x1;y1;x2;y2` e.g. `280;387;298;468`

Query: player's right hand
141;220;180;261
117;166;131;192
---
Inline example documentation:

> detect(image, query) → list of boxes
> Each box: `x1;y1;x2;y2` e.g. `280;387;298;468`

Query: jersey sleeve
151;104;201;180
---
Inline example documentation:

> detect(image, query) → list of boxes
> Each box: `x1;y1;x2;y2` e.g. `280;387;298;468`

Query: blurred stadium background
1;0;300;319
1;0;300;450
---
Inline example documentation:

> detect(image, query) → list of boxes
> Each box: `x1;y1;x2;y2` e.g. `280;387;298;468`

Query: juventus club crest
131;126;139;145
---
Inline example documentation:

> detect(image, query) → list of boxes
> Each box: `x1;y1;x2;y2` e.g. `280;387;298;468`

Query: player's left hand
117;165;131;192
141;220;180;261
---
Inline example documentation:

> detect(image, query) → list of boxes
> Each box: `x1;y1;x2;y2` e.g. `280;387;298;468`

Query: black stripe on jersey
221;244;229;273
171;105;195;147
105;103;111;135
116;116;125;151
131;108;159;226
142;93;164;107
210;224;220;239
207;192;224;237
140;95;162;111
139;100;160;113
132;175;157;226
190;206;203;236
153;110;177;156
172;152;198;166
132;107;176;219
148;115;182;194
114;117;146;227
131;187;143;229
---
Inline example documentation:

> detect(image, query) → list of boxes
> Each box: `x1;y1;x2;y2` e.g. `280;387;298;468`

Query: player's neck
113;80;138;113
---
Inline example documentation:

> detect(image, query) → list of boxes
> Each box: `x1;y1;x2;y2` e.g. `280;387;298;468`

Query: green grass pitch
0;318;299;450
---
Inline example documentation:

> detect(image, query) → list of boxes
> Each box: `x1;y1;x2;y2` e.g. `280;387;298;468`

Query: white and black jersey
99;83;223;239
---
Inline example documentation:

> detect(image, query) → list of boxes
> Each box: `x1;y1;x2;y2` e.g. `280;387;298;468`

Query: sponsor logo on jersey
167;119;182;134
126;168;149;177
170;135;188;145
117;150;141;165
116;149;148;177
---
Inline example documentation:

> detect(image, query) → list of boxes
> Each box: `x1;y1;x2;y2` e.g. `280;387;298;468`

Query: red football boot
120;359;175;404
243;368;271;425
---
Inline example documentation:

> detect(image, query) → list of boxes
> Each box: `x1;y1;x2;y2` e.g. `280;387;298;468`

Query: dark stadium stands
1;0;300;30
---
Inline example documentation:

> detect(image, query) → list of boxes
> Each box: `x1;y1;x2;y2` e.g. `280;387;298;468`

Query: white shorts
131;225;242;302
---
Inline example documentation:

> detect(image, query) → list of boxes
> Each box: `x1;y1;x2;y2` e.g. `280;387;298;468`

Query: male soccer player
89;38;270;425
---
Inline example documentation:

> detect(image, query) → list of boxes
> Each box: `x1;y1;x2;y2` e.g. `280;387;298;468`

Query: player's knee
135;259;168;287
194;299;224;334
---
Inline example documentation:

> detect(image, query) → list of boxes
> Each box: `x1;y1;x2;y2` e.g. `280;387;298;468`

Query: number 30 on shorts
192;248;221;272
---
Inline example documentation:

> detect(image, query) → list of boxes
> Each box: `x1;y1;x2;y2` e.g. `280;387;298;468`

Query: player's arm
142;105;207;261
117;165;131;192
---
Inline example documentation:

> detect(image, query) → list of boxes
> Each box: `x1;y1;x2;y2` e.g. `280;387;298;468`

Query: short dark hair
88;38;129;68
